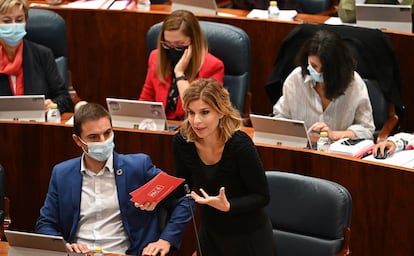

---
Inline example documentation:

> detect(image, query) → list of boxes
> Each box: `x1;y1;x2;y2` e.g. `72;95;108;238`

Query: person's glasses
160;41;189;51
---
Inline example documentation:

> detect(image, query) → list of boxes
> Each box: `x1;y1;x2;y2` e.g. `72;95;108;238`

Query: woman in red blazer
139;10;224;120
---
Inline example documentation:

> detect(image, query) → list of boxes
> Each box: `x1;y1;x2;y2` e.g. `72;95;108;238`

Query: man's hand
142;239;171;256
134;201;157;211
65;243;90;254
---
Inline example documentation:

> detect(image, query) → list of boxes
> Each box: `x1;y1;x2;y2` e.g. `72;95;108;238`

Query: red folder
129;172;185;205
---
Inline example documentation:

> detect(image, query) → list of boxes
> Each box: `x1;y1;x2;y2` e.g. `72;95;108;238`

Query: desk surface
0;241;127;256
1;120;414;255
29;3;414;132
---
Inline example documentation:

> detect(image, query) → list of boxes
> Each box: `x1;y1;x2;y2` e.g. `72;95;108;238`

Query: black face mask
167;46;188;67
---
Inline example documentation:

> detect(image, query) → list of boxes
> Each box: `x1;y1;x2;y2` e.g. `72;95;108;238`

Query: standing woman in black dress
172;78;275;256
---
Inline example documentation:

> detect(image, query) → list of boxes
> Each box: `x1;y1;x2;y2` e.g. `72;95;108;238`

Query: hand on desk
66;242;90;254
142;238;171;256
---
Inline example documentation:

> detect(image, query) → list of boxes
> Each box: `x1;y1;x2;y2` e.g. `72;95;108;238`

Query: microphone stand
184;184;203;256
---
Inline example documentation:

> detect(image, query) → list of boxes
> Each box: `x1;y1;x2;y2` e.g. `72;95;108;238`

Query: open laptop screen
250;114;311;149
0;95;45;122
106;98;168;131
171;0;217;15
5;230;68;255
356;4;412;33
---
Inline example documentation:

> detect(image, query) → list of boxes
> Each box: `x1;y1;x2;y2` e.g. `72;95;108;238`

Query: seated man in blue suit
35;103;192;256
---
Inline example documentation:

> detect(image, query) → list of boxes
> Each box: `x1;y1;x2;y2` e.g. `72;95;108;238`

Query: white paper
324;17;343;25
61;0;113;9
247;9;298;21
108;0;129;10
363;150;414;168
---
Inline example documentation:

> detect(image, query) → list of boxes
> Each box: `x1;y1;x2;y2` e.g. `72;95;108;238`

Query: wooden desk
1;121;414;255
28;4;414;132
0;242;7;256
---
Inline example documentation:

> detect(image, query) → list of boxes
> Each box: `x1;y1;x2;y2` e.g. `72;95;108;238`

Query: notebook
356;4;412;33
4;230;84;256
0;95;45;122
171;0;217;15
250;114;311;149
106;98;179;131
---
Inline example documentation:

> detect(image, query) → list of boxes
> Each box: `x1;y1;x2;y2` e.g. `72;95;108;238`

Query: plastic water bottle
268;1;280;19
94;247;104;256
137;0;150;10
47;103;61;123
317;131;330;152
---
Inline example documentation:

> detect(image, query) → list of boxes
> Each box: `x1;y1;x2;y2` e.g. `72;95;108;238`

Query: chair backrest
265;171;352;256
265;23;403;137
146;21;250;114
364;79;389;139
297;0;333;14
25;9;68;88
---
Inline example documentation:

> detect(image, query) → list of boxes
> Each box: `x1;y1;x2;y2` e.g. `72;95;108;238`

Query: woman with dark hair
139;10;224;120
173;78;275;256
273;29;375;141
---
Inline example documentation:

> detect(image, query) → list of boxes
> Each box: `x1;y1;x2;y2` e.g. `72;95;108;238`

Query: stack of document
329;138;374;158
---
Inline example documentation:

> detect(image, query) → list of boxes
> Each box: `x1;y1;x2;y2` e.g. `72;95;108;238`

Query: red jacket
139;49;224;120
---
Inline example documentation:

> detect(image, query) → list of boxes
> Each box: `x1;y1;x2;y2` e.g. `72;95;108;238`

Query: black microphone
184;184;203;256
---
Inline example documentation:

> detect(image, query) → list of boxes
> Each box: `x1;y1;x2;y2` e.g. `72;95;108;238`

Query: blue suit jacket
35;152;192;255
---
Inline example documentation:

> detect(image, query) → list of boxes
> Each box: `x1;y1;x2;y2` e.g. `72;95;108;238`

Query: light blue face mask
79;134;115;162
0;23;27;47
307;64;324;83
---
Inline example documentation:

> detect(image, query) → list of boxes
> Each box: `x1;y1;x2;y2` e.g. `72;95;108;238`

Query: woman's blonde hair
0;0;28;20
156;10;207;83
181;78;242;143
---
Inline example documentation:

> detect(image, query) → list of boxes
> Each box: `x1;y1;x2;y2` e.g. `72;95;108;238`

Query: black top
172;130;270;234
0;40;72;113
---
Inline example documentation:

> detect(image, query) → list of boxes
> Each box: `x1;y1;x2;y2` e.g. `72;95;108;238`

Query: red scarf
0;42;24;95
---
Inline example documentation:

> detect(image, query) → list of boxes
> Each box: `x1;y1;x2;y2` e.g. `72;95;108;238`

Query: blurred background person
0;0;72;113
273;29;375;141
338;0;414;24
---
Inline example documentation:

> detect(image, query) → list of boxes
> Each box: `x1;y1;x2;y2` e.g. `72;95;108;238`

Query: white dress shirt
75;154;130;253
273;67;375;139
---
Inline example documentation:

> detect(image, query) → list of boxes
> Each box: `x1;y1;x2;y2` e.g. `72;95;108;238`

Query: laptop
171;0;217;15
0;95;45;122
4;230;84;256
250;114;311;149
106;98;179;131
356;4;412;33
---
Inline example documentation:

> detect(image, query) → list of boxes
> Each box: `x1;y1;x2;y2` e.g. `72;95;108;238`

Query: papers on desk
247;9;298;21
363;150;414;168
129;172;184;205
329;138;374;158
324;17;343;25
62;0;115;9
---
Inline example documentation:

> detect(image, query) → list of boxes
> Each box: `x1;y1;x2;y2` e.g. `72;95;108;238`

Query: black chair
297;0;333;14
265;23;403;142
265;171;352;256
25;9;69;88
146;21;251;115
